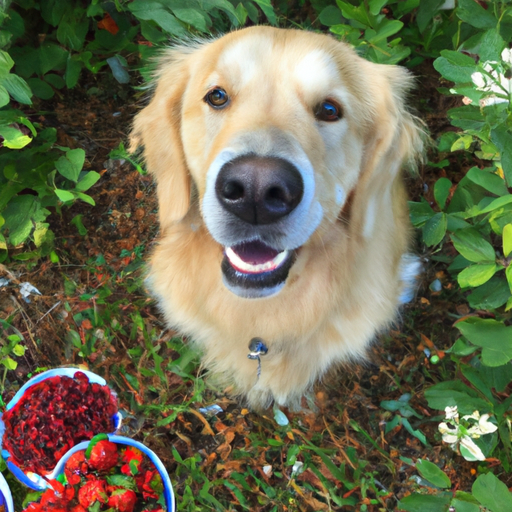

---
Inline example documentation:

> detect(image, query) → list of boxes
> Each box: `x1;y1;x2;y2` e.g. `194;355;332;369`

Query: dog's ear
358;61;426;186
130;50;193;229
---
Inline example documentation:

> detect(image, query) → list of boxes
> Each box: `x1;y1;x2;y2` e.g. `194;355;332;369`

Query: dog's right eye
205;87;229;109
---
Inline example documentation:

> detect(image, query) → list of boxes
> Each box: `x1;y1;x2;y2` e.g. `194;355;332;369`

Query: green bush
0;0;277;262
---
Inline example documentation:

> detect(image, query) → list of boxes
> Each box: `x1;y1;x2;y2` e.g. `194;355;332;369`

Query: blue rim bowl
0;472;14;512
0;368;122;490
50;435;175;511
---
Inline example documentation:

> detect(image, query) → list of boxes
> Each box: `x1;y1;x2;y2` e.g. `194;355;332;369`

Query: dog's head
131;27;423;299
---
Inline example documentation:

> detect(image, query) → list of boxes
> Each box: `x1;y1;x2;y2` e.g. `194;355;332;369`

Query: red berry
108;488;137;512
78;479;108;508
65;450;89;485
88;440;119;471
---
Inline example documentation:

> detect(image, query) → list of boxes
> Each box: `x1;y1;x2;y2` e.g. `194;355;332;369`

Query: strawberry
107;488;138;512
88;439;119;471
64;450;89;485
78;478;108;508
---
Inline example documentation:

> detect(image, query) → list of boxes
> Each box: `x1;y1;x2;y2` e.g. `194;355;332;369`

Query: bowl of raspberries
0;368;122;490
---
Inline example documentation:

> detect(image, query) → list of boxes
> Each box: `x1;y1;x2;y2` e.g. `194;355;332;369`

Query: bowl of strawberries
22;435;174;512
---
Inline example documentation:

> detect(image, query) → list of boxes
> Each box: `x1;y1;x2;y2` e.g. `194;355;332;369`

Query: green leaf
75;171;100;192
424;381;490;415
33;222;50;248
1;356;18;370
434;178;452;210
27;77;54;100
2;74;32;104
457;0;497;29
491;127;512;187
401;418;428;445
451;134;473;152
409;200;435;227
55;189;75;203
505;265;512;295
71;215;87;236
398;493;451;512
2;196;47;246
416;459;451;489
449;499;480;512
0;126;32;149
467;277;510;310
85;433;109;459
171;8;208;32
433;51;476;84
75;192;95;206
55;149;85;182
0;85;9;108
41;0;68;26
472;472;512;511
504;224;512;258
451;229;495;263
423;212;447;246
252;0;277;25
369;20;403;43
106;474;137;491
129;2;187;37
416;0;444;33
37;43;68;75
469;195;512;218
12;344;25;356
65;55;82;89
368;0;387;15
336;0;371;26
466;167;507;196
457;318;512;367
319;5;344;26
457;263;497;288
56;12;89;51
0;50;14;77
479;29;505;62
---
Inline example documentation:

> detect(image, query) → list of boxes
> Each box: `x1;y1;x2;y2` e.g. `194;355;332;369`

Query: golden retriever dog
131;26;424;409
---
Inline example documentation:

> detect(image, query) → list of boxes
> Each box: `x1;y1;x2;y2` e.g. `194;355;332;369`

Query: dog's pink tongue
232;241;279;264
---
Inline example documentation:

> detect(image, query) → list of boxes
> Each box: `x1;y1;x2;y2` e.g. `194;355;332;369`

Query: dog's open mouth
221;240;296;298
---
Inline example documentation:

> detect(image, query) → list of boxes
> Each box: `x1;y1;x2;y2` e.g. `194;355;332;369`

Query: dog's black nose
215;155;304;225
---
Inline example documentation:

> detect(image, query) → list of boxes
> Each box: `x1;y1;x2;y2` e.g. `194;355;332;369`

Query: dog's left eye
315;100;342;122
205;87;229;109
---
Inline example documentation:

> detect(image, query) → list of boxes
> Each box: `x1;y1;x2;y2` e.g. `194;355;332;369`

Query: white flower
471;61;511;107
502;48;512;66
438;422;459;444
460;436;486;461
438;408;496;462
465;412;498;437
462;411;480;421
444;406;459;421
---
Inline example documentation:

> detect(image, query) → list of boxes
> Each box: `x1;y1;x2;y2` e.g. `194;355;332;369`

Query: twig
37;300;62;324
10;295;38;352
322;416;357;470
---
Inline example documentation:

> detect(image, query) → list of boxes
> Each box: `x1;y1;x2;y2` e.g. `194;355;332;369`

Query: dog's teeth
226;247;288;274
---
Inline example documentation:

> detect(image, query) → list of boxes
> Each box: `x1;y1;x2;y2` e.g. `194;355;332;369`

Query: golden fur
130;27;424;409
